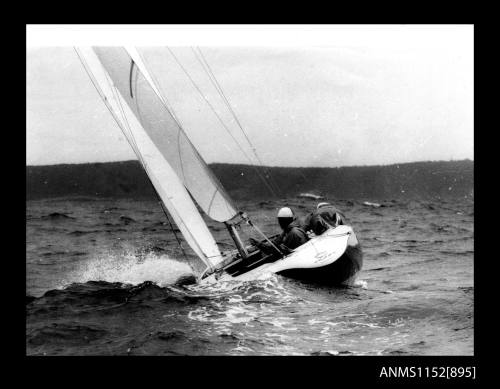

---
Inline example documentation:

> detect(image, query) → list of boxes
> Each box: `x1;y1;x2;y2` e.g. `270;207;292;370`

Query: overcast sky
26;25;473;167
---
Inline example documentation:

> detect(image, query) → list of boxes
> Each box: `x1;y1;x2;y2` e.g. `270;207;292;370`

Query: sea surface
26;196;474;355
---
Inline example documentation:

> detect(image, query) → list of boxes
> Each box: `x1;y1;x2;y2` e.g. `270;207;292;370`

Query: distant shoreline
26;158;474;170
26;159;473;201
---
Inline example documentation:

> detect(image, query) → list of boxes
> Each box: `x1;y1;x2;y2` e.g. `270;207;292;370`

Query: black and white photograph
26;25;474;358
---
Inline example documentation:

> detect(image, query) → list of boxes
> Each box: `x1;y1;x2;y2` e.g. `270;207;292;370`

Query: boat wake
181;273;295;300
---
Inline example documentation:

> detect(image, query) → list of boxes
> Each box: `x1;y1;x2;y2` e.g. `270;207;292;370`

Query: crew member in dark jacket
250;207;309;255
302;202;346;236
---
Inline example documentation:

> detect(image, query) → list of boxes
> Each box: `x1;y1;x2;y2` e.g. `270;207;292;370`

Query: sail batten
76;47;227;268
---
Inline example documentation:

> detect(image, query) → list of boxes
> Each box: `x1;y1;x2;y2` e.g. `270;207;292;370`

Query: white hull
201;225;360;285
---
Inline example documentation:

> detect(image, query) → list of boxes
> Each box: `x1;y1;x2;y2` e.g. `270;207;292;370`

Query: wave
57;250;195;290
41;251;87;257
40;212;76;220
27;280;208;312
27;322;109;346
119;215;136;224
67;230;102;236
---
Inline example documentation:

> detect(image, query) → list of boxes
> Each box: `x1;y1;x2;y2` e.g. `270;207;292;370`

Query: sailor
302;202;346;236
249;207;309;255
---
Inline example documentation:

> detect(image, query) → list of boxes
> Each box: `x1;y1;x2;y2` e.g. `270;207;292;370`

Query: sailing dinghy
75;47;363;286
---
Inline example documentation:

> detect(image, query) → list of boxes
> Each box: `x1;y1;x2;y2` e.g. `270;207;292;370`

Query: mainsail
93;47;238;223
76;47;233;268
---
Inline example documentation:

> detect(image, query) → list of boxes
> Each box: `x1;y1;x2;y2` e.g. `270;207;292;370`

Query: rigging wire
158;199;192;264
75;48;137;155
192;47;282;197
167;47;248;156
195;48;320;196
166;46;280;198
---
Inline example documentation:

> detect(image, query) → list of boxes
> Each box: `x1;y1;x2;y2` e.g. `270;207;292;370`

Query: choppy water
26;197;473;355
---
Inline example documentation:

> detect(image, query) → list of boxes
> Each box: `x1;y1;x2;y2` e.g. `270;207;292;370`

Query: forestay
93;47;238;223
76;47;226;269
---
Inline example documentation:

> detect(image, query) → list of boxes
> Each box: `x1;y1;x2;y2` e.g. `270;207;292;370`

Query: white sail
91;47;238;223
76;47;225;268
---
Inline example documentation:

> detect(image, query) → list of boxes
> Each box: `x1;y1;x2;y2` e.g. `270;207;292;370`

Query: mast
224;222;248;259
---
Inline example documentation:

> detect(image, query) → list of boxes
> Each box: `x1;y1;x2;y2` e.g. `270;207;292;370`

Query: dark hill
26;160;473;201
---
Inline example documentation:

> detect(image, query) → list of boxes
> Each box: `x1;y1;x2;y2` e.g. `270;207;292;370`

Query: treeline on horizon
26;159;473;201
